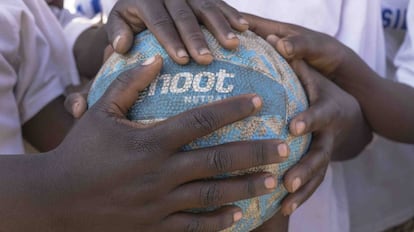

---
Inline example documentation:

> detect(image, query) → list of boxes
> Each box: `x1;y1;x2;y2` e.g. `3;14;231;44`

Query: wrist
330;46;356;84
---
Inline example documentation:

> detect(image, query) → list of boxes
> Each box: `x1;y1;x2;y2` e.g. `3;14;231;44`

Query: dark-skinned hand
15;55;292;232
107;0;249;64
244;14;372;216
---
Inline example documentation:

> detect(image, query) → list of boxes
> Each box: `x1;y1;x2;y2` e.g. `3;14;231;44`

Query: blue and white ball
88;28;311;231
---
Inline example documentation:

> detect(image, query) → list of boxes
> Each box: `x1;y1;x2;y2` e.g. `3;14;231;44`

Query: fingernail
251;96;262;109
199;48;211;56
266;34;279;44
292;177;301;192
142;56;156;66
291;203;298;214
239;18;249;26
177;49;188;58
227;32;237;40
72;102;80;113
295;121;306;135
283;40;294;56
278;144;289;157
233;211;243;222
264;176;277;189
113;35;122;51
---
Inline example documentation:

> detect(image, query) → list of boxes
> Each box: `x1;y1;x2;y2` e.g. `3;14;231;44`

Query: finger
164;0;212;65
168;139;289;183
215;1;249;32
154;94;263;150
106;5;136;54
279;36;313;60
162;205;242;232
274;35;325;62
95;55;162;117
271;34;344;76
103;44;115;63
251;210;288;232
280;168;327;216
167;173;277;211
64;92;88;119
242;13;297;38
288;61;337;136
283;132;333;194
137;1;192;65
189;0;240;50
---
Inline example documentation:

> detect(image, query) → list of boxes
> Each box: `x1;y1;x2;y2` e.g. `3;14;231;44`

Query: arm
1;56;291;231
242;14;373;217
246;14;414;143
335;49;414;143
22;95;74;152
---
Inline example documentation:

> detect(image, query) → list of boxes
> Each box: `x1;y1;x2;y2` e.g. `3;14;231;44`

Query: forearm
334;48;414;143
23;96;74;152
0;152;56;231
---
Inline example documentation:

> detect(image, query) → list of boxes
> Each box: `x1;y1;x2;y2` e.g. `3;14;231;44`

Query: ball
88;28;311;231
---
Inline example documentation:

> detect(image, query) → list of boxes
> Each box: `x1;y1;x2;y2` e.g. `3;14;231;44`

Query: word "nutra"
147;69;235;96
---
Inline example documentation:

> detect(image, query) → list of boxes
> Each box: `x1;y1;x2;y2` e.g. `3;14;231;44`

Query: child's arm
246;13;414;144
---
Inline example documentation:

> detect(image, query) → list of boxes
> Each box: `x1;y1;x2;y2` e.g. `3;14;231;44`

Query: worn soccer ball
88;28;311;231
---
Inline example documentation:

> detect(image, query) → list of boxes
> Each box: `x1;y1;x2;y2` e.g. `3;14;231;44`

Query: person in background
240;1;414;230
46;0;107;80
215;1;383;231
73;0;117;21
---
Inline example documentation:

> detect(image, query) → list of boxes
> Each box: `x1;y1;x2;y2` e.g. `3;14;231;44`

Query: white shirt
224;1;386;232
0;0;79;154
393;0;414;87
342;1;414;231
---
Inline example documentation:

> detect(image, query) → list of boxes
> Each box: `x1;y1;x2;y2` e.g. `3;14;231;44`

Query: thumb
95;55;163;117
106;7;135;54
65;92;88;119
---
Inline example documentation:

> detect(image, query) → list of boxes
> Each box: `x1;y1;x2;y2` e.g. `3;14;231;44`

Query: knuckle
150;15;175;30
188;109;220;133
199;0;215;11
172;8;195;21
185;32;206;44
250;142;268;166
245;177;257;197
116;69;135;87
206;149;232;173
199;183;223;207
301;160;318;178
190;0;216;15
186;219;204;232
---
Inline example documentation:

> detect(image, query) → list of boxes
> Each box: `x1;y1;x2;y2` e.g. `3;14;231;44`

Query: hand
23;56;291;232
278;60;372;215
106;0;249;65
252;211;288;232
244;13;347;77
242;14;372;215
